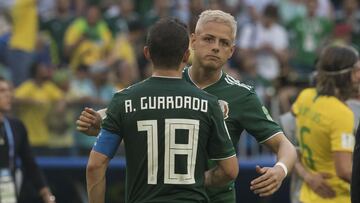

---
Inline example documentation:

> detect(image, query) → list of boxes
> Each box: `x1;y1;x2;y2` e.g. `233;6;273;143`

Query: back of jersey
102;77;235;203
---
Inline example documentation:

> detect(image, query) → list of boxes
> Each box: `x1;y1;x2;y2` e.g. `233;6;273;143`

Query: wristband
275;162;288;177
49;195;56;202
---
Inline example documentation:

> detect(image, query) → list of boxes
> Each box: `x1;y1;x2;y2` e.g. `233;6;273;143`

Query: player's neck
189;64;222;89
152;67;183;78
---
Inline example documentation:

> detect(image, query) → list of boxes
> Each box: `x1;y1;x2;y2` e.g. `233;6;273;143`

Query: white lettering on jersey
141;97;148;110
166;96;175;109
125;100;133;113
137;96;208;113
193;97;200;111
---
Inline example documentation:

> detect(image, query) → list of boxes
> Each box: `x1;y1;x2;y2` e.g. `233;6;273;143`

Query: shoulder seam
224;75;253;91
210;154;236;161
259;131;283;144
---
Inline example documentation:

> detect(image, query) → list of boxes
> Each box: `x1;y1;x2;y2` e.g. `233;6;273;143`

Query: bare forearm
340;171;352;183
265;134;297;174
279;142;296;171
87;167;106;203
39;187;55;203
336;166;352;183
86;151;109;203
334;151;352;183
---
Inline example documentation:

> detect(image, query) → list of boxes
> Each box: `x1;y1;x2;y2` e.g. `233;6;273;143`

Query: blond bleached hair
195;10;237;41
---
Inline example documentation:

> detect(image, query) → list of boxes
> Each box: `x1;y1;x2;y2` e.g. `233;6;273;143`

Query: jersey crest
218;100;229;119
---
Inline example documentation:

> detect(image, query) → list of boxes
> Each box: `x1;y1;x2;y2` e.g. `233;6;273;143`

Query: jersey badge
218;100;229;119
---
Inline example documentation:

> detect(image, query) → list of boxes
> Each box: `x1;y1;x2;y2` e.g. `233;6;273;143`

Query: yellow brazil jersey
64;18;112;70
113;34;136;67
292;88;355;203
15;80;63;147
10;0;37;52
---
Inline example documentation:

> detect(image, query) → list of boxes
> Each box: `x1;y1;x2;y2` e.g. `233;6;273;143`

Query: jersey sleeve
330;110;355;152
236;91;283;143
47;83;63;101
101;93;123;135
14;82;32;99
207;99;236;160
292;90;305;117
64;19;83;46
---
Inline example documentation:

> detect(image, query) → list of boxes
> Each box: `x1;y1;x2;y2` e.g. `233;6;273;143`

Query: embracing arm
86;126;122;203
264;133;297;175
250;133;297;196
294;151;335;198
205;155;238;187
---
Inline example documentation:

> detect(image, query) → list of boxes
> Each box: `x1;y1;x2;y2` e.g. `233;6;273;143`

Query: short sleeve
101;93;123;134
207;99;236;160
15;81;32;99
236;91;282;143
292;89;308;116
98;21;113;50
330;111;355;152
64;20;83;46
46;82;63;101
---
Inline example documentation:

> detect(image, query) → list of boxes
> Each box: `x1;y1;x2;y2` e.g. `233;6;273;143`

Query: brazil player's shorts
206;185;236;203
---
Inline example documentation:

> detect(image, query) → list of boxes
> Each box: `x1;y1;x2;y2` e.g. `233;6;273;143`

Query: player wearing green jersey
86;18;238;203
187;10;296;202
79;10;297;203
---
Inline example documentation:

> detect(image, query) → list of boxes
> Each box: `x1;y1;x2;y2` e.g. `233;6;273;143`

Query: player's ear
182;49;190;63
190;33;196;50
228;44;235;59
143;46;151;61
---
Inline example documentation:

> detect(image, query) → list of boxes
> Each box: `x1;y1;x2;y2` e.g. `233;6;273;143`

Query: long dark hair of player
316;45;359;101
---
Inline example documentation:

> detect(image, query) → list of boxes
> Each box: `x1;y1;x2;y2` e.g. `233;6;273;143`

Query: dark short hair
0;76;7;82
316;45;359;100
146;18;189;69
263;4;278;20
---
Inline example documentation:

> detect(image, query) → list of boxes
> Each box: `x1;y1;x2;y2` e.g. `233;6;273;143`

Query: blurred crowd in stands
0;0;359;157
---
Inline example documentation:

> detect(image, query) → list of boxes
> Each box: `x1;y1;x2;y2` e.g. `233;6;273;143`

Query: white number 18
137;119;199;185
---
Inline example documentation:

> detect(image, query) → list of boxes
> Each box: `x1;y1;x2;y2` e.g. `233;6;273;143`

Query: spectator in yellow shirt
14;61;64;154
64;5;112;71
